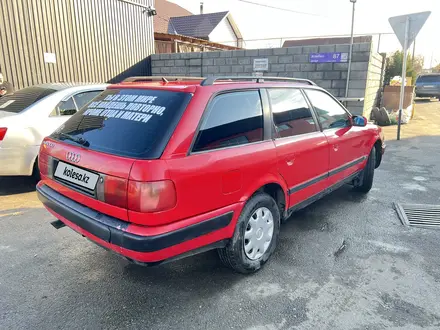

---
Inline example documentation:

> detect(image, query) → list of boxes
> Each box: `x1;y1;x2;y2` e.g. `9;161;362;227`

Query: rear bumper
416;91;440;98
37;184;238;263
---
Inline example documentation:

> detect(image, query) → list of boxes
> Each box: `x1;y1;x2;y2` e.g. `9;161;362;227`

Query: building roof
168;11;230;38
154;32;241;51
153;0;192;34
283;36;373;48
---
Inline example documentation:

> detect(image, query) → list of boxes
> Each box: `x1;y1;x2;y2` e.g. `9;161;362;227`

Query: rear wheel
218;193;280;274
354;146;376;193
32;158;40;182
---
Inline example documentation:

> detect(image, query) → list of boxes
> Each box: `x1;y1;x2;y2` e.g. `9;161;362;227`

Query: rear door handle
286;158;295;166
333;144;339;151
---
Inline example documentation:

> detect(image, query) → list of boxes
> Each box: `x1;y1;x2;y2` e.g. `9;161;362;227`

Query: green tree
433;63;440;73
384;50;424;85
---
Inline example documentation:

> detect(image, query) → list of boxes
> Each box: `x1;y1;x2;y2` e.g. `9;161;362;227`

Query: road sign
309;52;348;63
388;11;431;140
389;11;430;49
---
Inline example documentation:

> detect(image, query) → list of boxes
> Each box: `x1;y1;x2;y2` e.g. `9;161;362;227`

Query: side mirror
352;116;368;127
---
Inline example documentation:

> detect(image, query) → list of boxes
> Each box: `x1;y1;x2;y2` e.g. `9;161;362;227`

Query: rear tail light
39;160;49;176
97;175;128;209
98;177;177;212
128;180;177;213
0;128;7;141
38;152;53;178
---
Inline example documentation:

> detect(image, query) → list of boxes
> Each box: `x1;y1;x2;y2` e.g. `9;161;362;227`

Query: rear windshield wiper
58;133;90;147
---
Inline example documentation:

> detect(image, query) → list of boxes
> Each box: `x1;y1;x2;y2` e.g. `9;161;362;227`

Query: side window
305;89;350;130
73;91;102;110
193;90;264;152
268;88;317;138
56;97;77;116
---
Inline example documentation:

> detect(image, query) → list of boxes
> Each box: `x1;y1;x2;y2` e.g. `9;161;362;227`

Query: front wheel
218;193;280;274
354;147;376;193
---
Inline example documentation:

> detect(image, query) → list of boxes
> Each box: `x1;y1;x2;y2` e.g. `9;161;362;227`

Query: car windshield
416;75;440;83
0;87;57;113
51;88;192;159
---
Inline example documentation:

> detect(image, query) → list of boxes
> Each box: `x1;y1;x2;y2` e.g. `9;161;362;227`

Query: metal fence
0;0;155;90
215;33;396;54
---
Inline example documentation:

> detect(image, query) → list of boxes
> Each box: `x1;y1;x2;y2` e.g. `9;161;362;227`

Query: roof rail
200;76;316;86
123;76;205;83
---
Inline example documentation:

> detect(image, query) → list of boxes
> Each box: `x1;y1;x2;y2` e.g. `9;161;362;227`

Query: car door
47;90;103;136
304;88;370;186
267;88;330;208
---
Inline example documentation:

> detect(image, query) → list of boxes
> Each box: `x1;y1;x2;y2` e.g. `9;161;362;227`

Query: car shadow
0;176;37;196
121;249;242;283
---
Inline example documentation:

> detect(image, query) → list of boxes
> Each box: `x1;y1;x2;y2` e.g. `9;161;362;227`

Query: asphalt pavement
1;100;440;330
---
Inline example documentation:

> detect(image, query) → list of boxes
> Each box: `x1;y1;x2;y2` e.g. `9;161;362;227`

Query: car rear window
0;87;56;113
417;75;440;83
192;90;264;152
51;88;192;159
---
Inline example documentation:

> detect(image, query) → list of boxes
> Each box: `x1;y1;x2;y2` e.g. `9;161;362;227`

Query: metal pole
397;16;410;141
412;38;416;69
377;33;381;53
345;0;356;98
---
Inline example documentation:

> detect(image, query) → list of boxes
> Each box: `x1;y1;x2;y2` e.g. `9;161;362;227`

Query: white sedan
0;83;108;178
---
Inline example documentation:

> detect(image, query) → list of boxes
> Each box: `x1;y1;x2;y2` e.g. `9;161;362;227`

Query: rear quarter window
51;89;192;159
192;90;264;152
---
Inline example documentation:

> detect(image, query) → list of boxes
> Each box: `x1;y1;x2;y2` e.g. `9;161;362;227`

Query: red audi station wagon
37;76;385;273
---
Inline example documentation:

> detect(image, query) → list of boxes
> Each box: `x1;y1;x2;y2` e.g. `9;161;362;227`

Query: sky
169;0;440;68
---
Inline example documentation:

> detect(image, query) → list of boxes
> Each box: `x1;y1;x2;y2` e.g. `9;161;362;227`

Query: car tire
32;158;40;182
354;146;376;193
218;193;280;274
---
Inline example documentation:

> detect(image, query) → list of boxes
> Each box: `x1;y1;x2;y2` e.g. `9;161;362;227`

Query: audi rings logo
66;152;81;163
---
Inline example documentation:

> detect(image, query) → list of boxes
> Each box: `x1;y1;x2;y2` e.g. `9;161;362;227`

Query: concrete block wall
151;42;380;116
363;52;384;119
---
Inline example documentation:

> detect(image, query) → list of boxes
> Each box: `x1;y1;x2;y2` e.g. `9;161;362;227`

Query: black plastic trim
259;88;274;141
37;184;233;253
289;173;328;195
288;156;366;195
123;76;205;83
129;240;229;267
288;170;361;213
201;76;316;86
328;156;366;177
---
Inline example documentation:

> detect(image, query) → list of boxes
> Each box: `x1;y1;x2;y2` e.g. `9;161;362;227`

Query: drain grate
394;203;440;229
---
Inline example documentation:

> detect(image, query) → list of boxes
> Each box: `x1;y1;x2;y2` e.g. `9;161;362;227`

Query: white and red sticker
83;94;167;124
